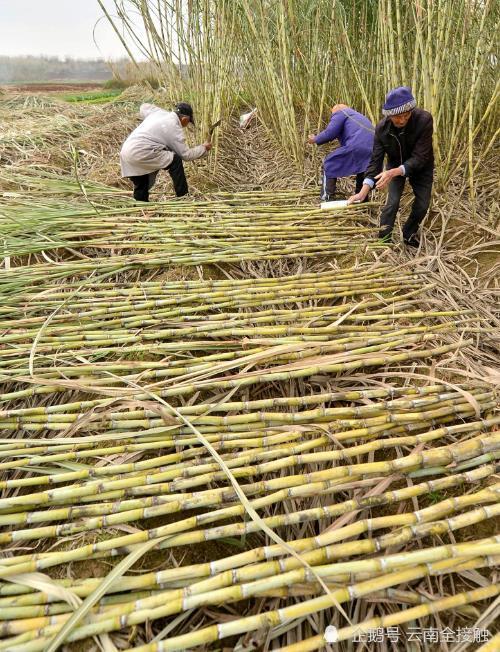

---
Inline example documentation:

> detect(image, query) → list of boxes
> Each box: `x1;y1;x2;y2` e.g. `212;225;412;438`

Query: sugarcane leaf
45;532;173;652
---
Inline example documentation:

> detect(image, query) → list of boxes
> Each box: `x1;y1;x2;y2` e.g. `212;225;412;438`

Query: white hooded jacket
120;103;207;177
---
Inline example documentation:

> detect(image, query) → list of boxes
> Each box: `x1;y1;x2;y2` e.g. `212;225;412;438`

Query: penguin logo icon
324;625;338;643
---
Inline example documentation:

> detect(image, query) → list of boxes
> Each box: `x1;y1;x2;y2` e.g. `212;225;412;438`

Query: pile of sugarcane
0;380;498;651
0;264;469;408
0;407;498;651
0;159;497;650
1;189;377;270
0;168;313;201
1;250;498;650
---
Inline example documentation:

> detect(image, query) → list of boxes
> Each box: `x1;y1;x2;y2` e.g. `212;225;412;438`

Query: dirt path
6;82;104;92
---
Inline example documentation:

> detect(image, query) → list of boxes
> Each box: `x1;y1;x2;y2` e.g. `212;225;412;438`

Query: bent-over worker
307;104;374;201
120;102;212;202
348;87;434;247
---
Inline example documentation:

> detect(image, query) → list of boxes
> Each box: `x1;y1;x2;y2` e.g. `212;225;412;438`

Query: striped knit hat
382;86;417;116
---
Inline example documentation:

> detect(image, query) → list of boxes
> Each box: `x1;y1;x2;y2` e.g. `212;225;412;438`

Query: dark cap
174;102;195;125
382;87;416;116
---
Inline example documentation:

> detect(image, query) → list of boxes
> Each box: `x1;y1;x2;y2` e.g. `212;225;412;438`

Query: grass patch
59;89;123;104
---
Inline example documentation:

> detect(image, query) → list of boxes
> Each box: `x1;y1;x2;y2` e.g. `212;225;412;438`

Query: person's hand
347;188;369;205
204;141;212;151
307;134;316;145
375;167;402;190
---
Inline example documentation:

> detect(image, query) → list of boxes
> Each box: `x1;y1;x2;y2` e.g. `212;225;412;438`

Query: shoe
404;236;420;248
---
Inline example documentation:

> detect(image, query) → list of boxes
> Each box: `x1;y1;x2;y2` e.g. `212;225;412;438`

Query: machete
208;119;222;136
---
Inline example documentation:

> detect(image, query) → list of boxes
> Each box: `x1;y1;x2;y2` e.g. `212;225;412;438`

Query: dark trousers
321;172;366;201
129;154;188;202
379;169;433;240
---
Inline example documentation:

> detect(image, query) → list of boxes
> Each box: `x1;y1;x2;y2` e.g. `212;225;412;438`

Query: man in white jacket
120;102;212;201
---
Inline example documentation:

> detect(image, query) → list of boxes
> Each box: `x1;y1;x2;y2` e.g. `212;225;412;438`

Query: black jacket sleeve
403;114;433;176
364;128;386;184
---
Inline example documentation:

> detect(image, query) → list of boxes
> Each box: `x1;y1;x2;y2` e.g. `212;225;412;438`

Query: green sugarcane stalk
0;404;494;498
477;632;500;652
2;419;489;532
3;446;497;545
2;385;489;434
1;466;493;608
0;381;465;422
0;381;449;420
2;404;494;481
1;436;497;576
10;551;498;651
4;542;499;641
0;289;441;346
0;339;470;407
279;583;500;651
2;339;472;408
1;398;494;497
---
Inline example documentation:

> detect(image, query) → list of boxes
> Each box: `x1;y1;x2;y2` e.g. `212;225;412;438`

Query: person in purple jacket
307;104;374;201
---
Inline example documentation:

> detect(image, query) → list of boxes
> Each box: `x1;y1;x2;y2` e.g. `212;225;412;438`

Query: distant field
4;82;106;91
58;89;123;103
3;82;124;104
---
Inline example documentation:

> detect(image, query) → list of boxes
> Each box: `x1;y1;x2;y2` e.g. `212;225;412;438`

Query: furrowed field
0;1;498;651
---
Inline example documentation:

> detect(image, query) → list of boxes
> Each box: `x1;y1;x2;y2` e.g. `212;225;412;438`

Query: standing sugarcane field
0;1;499;651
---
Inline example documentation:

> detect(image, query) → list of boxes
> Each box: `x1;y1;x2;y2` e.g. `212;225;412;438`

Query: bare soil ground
6;82;105;92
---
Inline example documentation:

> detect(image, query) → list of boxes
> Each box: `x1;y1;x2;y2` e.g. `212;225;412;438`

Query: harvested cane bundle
1;165;498;650
1;259;498;649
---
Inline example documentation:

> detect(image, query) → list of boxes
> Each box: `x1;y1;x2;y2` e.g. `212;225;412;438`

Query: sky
0;0;140;60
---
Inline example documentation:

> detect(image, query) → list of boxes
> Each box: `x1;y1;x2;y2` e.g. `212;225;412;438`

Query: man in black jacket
348;87;434;247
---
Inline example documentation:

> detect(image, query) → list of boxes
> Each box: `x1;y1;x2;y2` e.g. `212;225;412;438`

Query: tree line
0;56;128;83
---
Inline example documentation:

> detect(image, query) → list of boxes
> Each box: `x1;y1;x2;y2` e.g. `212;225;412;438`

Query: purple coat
315;108;374;179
